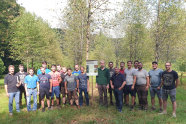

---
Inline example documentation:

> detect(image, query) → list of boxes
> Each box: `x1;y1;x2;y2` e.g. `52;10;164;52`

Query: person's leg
61;87;66;104
98;85;103;105
150;87;155;109
8;93;14;114
157;88;163;111
59;85;61;105
27;89;32;111
41;99;45;108
74;90;79;107
15;91;20;112
118;89;123;112
114;89;118;108
32;89;37;111
170;88;176;116
141;85;148;110
55;86;60;106
161;89;168;114
79;88;83;106
51;87;55;106
136;85;142;108
103;85;108;107
68;91;73;105
109;84;113;105
125;85;130;105
84;88;89;106
19;86;23;106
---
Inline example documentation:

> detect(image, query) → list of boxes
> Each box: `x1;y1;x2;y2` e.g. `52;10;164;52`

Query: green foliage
9;10;63;68
0;58;5;75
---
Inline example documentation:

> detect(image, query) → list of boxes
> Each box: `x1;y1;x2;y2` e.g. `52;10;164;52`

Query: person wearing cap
37;61;51;75
148;61;163;112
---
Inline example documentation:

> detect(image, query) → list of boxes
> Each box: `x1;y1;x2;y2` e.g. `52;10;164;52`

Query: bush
0;58;5;75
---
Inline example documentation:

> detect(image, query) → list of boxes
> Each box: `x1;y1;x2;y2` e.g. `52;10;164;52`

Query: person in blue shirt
76;66;89;106
72;64;81;76
24;68;39;112
149;61;163;112
37;61;51;75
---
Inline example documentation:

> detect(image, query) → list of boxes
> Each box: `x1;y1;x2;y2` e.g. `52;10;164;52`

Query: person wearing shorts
38;67;52;112
125;61;136;110
49;65;62;109
149;61;163;111
158;62;179;118
65;68;80;108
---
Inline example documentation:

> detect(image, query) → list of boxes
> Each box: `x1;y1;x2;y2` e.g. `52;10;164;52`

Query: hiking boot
172;113;176;118
42;108;45;112
159;108;163;112
159;111;167;115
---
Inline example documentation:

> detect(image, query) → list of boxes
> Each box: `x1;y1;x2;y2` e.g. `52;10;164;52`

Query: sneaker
130;106;134;111
172;113;176;118
118;109;122;113
159;111;167;115
9;113;13;116
48;107;51;110
51;105;54;110
151;106;156;111
42;108;45;112
110;102;114;106
159;108;163;112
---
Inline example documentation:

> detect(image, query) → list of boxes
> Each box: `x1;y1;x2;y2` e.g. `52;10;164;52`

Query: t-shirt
49;71;61;87
162;70;178;90
38;73;51;89
61;73;67;87
64;74;76;91
109;68;115;78
4;74;19;93
37;68;51;75
72;70;81;76
125;68;136;85
24;75;39;88
119;68;125;75
77;73;89;89
149;69;163;88
134;69;149;85
111;73;126;89
15;72;27;86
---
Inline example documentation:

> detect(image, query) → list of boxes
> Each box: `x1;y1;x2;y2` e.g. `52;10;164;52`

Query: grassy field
0;77;186;124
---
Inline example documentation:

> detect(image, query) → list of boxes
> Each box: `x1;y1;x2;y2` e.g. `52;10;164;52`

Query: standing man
125;61;136;110
110;67;126;112
24;68;39;112
60;67;67;106
4;65;20;116
108;62;115;105
76;66;89;106
49;65;62;109
57;64;63;105
15;64;27;106
96;60;110;107
159;62;179;118
72;64;81;76
64;68;80;108
119;62;126;105
132;62;149;110
149;61;163;111
134;60;139;70
37;61;51;75
38;67;52;112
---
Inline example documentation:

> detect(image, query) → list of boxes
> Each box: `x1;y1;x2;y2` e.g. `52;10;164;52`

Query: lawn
0;77;186;124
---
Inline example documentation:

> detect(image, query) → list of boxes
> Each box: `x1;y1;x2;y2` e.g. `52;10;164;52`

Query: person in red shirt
49;65;62;109
119;62;127;105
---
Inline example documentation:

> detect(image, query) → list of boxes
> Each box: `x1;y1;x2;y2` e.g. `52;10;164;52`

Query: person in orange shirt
49;65;62;109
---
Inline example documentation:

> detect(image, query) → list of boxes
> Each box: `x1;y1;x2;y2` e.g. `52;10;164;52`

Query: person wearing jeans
110;67;126;112
24;68;39;112
4;65;20;115
77;66;89;106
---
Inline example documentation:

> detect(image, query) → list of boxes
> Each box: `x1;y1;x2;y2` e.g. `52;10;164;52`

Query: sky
16;0;123;38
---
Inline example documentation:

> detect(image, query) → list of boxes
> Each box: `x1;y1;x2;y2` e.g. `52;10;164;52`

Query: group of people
4;60;179;118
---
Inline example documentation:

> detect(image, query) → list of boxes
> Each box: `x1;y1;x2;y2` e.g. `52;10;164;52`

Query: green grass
0;77;186;124
0;79;4;86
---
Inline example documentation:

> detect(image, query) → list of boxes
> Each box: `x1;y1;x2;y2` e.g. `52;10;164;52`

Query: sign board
86;60;98;76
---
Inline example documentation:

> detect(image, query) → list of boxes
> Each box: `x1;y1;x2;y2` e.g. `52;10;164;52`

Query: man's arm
76;79;79;92
87;79;89;92
37;82;39;95
25;83;29;96
65;81;67;93
145;76;150;91
110;80;114;89
4;85;9;97
49;79;52;92
119;81;126;90
175;78;179;88
157;79;164;89
131;76;136;90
